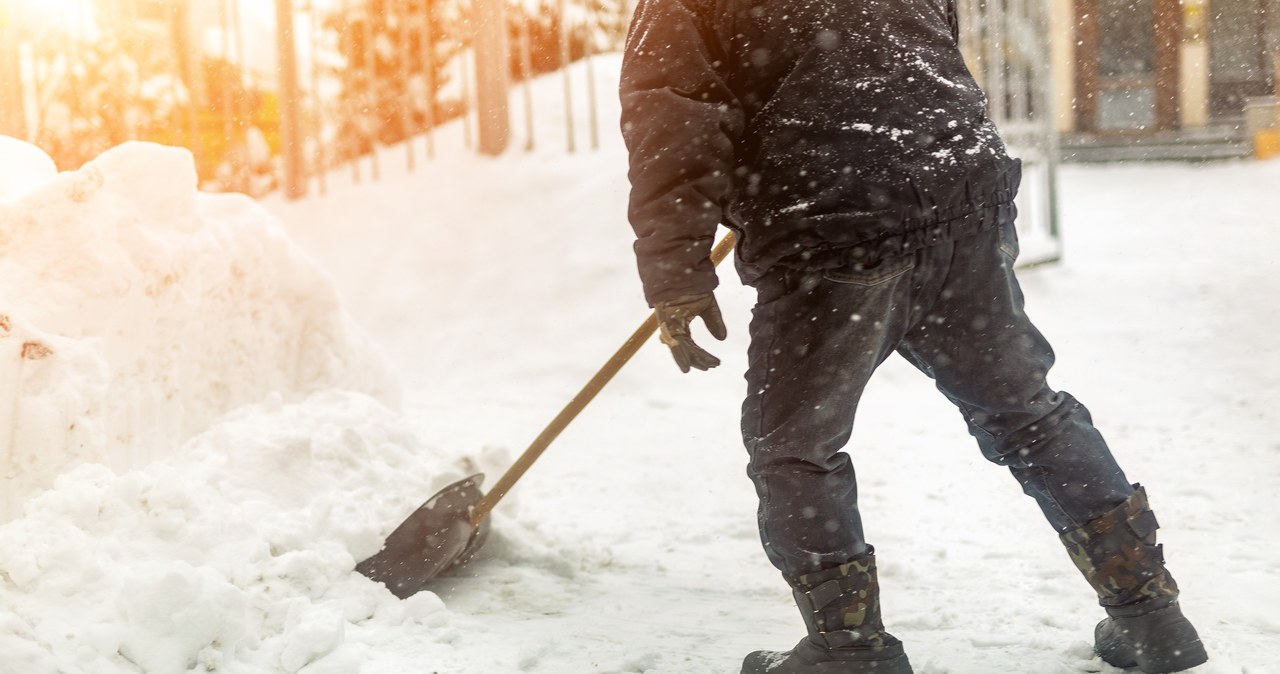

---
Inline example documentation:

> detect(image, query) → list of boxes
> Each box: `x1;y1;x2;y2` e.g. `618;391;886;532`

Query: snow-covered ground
3;55;1279;673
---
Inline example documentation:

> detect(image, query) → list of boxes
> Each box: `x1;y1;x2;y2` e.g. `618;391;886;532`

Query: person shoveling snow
618;1;1208;673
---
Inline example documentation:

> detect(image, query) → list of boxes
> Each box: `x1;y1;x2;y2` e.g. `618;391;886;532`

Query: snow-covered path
264;60;1280;672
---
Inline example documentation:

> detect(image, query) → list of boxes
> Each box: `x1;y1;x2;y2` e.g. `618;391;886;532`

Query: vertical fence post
171;0;203;182
558;0;576;152
988;0;1007;125
219;0;234;170
461;37;474;149
584;15;599;150
1041;0;1062;243
231;0;250;189
308;0;327;194
422;0;436;158
278;0;306;198
519;9;535;151
362;0;380;180
400;0;416;170
473;0;510;155
121;1;143;140
343;0;360;183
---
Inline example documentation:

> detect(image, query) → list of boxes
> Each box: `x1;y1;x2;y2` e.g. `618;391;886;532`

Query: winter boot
741;551;913;674
1060;485;1208;674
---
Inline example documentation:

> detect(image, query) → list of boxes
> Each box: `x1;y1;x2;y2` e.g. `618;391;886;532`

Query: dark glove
654;293;728;373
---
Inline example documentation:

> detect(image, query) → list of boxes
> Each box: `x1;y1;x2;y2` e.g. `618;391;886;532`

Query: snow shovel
356;232;738;599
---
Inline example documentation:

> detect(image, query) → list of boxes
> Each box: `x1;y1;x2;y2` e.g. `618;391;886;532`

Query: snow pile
0;137;525;673
0;138;399;519
0;390;481;674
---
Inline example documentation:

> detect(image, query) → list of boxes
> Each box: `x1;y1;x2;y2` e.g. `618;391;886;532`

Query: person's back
621;0;1019;293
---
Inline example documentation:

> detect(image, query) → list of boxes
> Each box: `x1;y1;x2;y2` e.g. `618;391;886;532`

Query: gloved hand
654;293;728;373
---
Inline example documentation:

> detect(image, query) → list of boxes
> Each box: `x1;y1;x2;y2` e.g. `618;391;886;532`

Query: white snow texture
0;139;399;517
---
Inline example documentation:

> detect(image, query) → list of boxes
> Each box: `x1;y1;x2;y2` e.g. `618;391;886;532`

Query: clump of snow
0;136;58;203
0;390;479;674
0;138;399;519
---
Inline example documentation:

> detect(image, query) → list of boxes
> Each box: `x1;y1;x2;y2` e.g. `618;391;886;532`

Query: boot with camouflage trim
1061;484;1208;674
741;551;913;674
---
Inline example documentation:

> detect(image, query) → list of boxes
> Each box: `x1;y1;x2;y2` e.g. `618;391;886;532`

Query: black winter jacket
620;0;1022;305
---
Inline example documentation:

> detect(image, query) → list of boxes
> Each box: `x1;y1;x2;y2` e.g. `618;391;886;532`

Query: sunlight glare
12;0;95;27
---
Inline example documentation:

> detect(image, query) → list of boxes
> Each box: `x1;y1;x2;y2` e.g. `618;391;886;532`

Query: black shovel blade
355;474;490;599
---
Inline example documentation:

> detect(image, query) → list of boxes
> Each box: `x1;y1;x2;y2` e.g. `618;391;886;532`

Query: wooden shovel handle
471;231;738;525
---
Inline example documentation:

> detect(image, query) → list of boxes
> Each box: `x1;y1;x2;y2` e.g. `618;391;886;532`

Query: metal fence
1;0;1058;252
959;0;1063;266
0;0;628;198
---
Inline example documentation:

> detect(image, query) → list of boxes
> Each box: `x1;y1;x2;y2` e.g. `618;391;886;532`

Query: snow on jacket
620;0;1022;305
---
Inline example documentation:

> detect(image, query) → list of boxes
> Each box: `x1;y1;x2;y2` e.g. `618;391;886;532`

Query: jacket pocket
821;254;915;287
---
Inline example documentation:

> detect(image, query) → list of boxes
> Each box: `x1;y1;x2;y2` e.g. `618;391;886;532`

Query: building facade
1051;0;1279;136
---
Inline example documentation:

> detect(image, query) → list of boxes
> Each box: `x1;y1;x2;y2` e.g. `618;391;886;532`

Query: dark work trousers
740;220;1134;580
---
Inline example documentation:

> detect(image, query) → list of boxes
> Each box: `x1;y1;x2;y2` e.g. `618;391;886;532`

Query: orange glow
9;0;95;28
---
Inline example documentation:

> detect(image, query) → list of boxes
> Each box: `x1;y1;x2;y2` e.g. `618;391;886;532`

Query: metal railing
0;0;626;198
2;0;1058;245
957;0;1062;266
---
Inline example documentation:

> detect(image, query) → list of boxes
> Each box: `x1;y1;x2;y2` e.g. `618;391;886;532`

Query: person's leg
742;255;917;579
1060;487;1208;672
896;221;1206;673
894;220;1132;531
740;255;924;674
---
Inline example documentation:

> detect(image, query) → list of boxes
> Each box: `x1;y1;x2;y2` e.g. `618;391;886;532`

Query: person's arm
619;0;744;307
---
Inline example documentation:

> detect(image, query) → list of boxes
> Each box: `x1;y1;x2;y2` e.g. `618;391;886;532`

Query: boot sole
1096;610;1208;674
741;650;913;674
1098;640;1207;674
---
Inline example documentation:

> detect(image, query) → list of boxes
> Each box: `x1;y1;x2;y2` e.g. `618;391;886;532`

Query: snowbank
0;390;475;674
0;138;399;520
0;137;521;673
